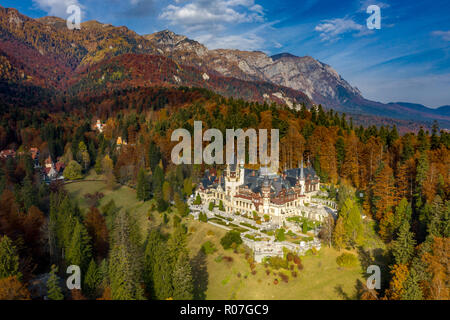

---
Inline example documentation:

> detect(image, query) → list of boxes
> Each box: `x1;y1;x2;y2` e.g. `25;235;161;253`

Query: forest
0;85;448;300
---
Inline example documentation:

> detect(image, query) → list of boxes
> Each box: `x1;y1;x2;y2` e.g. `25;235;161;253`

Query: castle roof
200;164;319;197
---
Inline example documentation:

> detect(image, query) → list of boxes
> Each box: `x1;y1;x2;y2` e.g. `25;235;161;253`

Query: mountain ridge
0;6;448;130
144;29;449;128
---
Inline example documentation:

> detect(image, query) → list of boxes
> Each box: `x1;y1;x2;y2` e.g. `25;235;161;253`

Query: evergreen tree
143;229;162;295
392;220;416;265
169;226;187;266
84;259;101;298
0;235;21;280
21;176;37;211
393;198;412;233
152;165;164;194
193;194;202;205
137;167;149;201
47;265;64;300
66;220;92;272
401;269;423;300
152;242;173;299
94;155;103;174
172;251;194;300
108;211;145;300
148;141;161;172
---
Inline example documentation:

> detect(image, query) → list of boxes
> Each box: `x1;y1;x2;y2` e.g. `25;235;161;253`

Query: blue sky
3;0;450;107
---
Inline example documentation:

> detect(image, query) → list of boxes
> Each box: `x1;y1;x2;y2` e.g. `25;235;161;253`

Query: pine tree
218;200;225;211
66;220;92;272
392;220;416;265
401;269;423;300
152;242;173;299
21;176;37;211
393;198;412;233
94;155;103;174
152;165;164;194
143;229;162;295
172;251;194;300
137;167;149;201
0;235;21;280
169;225;187;266
162;181;172;202
84;259;101;298
108;211;145;300
47;265;64;300
193;194;202;205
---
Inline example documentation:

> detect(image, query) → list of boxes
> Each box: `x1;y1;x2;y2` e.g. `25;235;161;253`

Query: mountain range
0;6;448;131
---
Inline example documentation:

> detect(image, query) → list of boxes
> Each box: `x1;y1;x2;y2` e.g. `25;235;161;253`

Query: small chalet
42;156;65;182
95;119;104;133
0;149;16;159
116;136;127;147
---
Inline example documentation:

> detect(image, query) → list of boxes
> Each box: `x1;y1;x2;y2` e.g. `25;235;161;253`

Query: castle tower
261;176;271;215
298;159;306;195
225;161;244;197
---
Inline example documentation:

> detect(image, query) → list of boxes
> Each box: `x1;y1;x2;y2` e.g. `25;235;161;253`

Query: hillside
0;6;448;130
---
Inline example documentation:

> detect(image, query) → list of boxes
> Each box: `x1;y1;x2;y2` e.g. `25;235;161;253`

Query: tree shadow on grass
191;249;209;300
334;284;353;300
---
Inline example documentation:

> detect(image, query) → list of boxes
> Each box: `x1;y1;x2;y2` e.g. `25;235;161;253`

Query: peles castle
196;160;326;225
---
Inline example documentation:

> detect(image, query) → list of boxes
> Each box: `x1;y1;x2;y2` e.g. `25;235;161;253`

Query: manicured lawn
187;220;366;300
66;172;367;300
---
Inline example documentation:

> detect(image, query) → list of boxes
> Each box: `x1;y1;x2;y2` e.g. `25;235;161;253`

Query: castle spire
300;159;305;180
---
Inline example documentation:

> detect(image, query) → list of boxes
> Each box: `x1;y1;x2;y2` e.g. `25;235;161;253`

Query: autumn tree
385;264;409;300
319;214;335;248
85;207;109;260
422;237;449;300
372;161;396;221
0;276;31;300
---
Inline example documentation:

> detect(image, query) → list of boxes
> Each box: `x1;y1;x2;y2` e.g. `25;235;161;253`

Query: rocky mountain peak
145;30;208;56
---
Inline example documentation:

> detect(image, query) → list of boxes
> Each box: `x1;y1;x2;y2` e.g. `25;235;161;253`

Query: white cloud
160;0;264;32
33;0;81;17
432;30;450;42
195;32;264;51
315;18;369;42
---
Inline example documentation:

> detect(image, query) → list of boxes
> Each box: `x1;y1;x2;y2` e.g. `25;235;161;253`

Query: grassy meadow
65;174;366;300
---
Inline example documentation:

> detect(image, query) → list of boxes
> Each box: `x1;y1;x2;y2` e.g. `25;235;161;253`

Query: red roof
0;149;16;158
30;147;39;159
55;162;65;172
